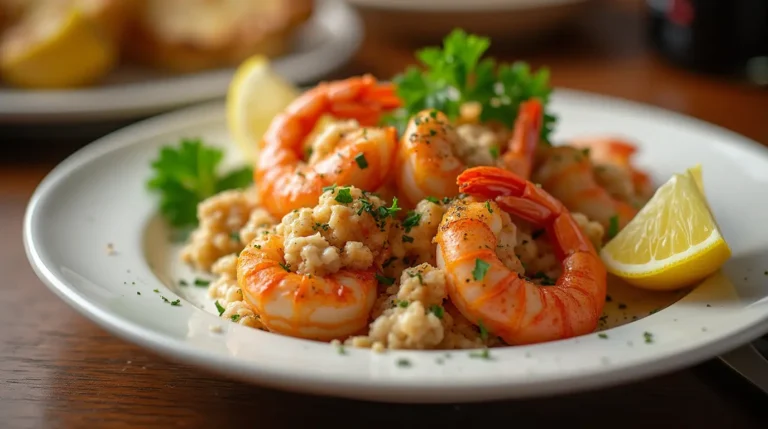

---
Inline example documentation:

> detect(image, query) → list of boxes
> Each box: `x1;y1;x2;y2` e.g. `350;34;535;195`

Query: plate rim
23;89;768;402
0;0;362;123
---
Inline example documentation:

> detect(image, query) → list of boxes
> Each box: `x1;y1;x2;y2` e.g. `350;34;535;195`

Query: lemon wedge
226;55;300;164
0;7;117;88
600;165;731;291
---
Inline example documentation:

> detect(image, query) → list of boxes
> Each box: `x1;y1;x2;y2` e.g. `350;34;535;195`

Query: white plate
0;0;361;123
24;89;768;403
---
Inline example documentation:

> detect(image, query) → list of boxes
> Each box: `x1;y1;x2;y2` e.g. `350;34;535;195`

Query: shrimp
532;145;637;232
435;166;607;345
569;137;654;204
501;99;544;180
256;74;401;219
396;100;543;206
237;185;397;341
237;234;377;341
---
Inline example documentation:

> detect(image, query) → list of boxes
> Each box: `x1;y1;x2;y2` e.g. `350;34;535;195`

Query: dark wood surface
2;1;767;428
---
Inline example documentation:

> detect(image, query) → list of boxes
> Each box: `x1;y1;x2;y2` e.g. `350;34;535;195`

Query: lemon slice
226;55;300;164
0;6;117;88
600;165;731;291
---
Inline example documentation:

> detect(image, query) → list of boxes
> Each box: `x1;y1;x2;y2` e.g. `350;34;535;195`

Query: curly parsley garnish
147;138;253;229
384;29;557;144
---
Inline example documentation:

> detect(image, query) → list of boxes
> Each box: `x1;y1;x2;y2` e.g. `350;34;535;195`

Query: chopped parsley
179;279;188;286
469;348;491;360
147;138;253;229
428;305;444;319
322;183;338;193
382;257;398;268
153;289;159;293
354;152;368;169
396;358;411;367
336;343;347;355
279;262;291;272
478;320;489;341
136;291;141;295
335;187;354;204
607;215;620;239
472;259;490;281
402;211;422;232
425;196;440;204
229;231;240;241
489;146;500;160
170;299;181;306
484;201;493;214
215;300;225;316
598;333;608;339
402;235;414;243
398;300;409;308
230;314;241;322
253;244;261;249
194;278;210;287
643;331;654;343
376;273;395;285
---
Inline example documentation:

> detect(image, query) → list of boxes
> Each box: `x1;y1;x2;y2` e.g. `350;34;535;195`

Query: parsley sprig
147;138;253;229
385;29;557;143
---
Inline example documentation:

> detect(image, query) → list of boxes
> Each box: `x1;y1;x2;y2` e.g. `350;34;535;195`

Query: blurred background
0;0;765;164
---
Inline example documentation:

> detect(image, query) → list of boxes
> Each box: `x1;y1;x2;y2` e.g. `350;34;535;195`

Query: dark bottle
647;0;768;77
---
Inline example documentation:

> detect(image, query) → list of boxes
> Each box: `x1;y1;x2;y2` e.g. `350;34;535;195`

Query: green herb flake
428;305;444;319
194;278;210;287
153;289;159;293
279;262;291;272
402;211;422;232
598;333;608;339
376;273;395;286
215;300;226;316
396;358;411;367
472;259;490;281
179;279;188;286
402;235;414;243
382;257;397;268
607;215;620;239
484;201;493;214
136;291;141;295
425;196;440;204
336;343;347;355
229;231;240;241
170;299;181;307
398;300;409;308
335;187;354;204
478;319;489;341
469;348;491;360
354;152;369;169
643;331;654;344
231;314;241;322
322;183;338;193
489;146;499;160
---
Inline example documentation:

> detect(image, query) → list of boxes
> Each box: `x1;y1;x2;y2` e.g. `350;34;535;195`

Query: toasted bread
124;0;313;73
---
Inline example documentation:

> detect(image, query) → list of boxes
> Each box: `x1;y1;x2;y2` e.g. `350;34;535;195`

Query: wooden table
2;1;767;427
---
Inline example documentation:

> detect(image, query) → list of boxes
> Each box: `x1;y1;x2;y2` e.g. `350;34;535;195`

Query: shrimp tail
501;99;543;179
458;166;596;260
